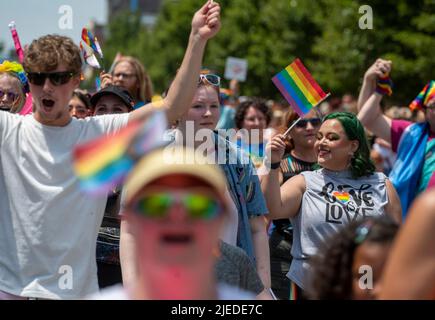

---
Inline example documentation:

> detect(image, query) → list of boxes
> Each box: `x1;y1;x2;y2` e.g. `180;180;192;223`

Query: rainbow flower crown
0;59;29;93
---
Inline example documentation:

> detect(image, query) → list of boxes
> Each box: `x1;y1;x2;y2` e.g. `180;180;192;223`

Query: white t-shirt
0;112;129;299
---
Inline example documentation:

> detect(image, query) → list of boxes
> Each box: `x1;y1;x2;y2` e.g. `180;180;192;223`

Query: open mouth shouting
156;230;196;263
161;232;194;245
41;97;56;113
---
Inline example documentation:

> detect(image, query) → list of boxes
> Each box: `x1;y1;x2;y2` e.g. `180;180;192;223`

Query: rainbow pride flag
409;80;435;111
73;111;167;195
376;74;393;96
82;28;103;59
272;58;328;117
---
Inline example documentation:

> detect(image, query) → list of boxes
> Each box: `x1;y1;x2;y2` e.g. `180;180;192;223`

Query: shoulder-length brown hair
112;56;153;103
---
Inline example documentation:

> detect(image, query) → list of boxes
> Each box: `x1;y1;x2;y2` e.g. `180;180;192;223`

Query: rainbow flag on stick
272;58;329;118
409;80;435;111
81;28;105;71
73;111;167;195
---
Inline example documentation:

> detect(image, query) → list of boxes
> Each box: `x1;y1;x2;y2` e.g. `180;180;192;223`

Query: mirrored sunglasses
132;192;222;220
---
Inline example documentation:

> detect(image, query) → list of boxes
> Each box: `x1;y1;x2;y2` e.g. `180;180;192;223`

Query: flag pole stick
283;92;331;137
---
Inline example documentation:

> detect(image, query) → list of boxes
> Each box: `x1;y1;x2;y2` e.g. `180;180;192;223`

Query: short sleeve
85;113;130;135
245;162;269;217
0;111;20;148
391;119;412;153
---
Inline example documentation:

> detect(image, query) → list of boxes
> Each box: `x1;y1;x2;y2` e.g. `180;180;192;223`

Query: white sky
0;0;107;56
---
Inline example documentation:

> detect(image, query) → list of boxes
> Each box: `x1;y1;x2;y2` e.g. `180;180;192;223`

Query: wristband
376;75;393;96
270;162;281;170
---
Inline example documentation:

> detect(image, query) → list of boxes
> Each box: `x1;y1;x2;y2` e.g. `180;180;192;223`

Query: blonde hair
0;72;26;113
112;56;153;103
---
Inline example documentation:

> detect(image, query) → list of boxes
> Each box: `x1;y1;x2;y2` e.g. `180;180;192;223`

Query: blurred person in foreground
309;215;398;300
380;188;435;300
93;147;254;300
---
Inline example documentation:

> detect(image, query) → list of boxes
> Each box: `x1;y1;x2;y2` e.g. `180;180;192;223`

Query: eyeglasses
113;72;136;80
26;71;76;86
0;90;19;102
198;74;221;87
354;220;374;244
132;192;222;220
294;118;322;128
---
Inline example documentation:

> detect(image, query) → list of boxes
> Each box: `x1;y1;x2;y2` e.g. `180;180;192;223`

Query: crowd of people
0;0;434;300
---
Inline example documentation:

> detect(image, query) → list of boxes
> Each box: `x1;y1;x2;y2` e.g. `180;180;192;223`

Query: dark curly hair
308;215;399;299
323;112;375;178
234;98;272;129
72;89;91;109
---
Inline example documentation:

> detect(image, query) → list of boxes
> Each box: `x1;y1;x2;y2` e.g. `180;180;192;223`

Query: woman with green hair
261;111;401;299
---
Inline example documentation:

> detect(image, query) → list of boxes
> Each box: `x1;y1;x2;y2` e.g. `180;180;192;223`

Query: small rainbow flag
272;58;328;117
82;28;103;59
73;111;167;195
409;80;435;111
80;41;101;69
376;74;393;96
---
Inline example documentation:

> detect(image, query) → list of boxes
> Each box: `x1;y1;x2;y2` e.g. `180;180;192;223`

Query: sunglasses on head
294;117;322;128
198;74;221;87
132;192;222;220
0;90;19;102
26;71;76;86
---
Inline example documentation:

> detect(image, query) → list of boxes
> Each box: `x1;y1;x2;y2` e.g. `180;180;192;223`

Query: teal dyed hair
323;112;375;178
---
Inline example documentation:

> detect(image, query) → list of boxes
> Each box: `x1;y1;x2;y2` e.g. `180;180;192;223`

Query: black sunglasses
26;71;76;86
294;117;322;128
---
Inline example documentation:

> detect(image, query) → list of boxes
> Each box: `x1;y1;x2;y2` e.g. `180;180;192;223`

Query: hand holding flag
81;28;105;71
80;41;101;69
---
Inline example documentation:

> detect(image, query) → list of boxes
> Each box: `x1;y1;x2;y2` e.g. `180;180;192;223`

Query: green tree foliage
103;0;434;105
104;10;151;71
313;0;435;104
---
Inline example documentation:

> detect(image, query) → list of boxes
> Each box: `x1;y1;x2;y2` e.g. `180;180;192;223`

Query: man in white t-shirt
0;1;221;299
